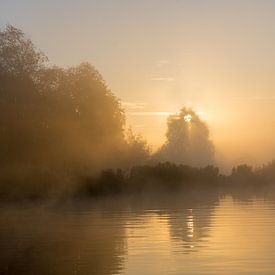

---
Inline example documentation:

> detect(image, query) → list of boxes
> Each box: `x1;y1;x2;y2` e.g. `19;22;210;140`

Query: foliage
0;25;149;191
0;25;47;78
124;128;151;166
155;108;214;167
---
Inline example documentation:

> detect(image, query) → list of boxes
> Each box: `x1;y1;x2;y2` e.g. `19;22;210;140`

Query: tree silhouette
0;25;149;194
155;108;214;167
0;25;47;78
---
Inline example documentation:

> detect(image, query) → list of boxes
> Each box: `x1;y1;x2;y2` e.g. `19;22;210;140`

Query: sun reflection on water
187;209;194;239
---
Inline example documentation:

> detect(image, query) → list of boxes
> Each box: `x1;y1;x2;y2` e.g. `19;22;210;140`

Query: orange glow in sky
2;1;275;170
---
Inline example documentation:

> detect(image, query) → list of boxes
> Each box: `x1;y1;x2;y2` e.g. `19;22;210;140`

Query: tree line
0;25;274;200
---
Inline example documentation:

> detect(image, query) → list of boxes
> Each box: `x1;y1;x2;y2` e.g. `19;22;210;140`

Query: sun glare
184;114;192;123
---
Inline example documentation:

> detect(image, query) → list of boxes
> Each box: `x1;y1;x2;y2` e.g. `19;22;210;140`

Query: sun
184;114;192;122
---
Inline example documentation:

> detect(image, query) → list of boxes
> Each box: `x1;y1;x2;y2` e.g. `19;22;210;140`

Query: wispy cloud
128;110;209;121
233;95;275;101
121;101;147;110
150;77;175;82
155;59;170;68
129;111;174;116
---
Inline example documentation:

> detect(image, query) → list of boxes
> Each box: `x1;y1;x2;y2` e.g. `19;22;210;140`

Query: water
1;192;275;274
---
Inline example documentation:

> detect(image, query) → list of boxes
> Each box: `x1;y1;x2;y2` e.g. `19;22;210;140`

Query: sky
1;0;275;170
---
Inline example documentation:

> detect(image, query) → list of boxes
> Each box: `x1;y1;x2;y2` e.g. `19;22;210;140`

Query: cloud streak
233;95;275;101
121;101;148;110
150;77;175;82
155;59;170;68
129;111;174;116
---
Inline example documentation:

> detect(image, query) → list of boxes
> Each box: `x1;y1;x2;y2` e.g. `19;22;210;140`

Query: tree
125;128;151;166
0;25;150;183
155;108;214;167
37;62;127;170
0;25;47;79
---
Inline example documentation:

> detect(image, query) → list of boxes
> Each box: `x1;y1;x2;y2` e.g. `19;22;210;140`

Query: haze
1;0;275;170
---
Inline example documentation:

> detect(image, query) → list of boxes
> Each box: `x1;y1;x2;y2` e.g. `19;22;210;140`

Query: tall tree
155;108;214;167
0;25;149;181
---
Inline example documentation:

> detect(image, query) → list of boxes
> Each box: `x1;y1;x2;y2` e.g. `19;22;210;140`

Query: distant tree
124;128;151;166
154;108;214;167
255;160;275;183
230;164;255;185
231;165;253;177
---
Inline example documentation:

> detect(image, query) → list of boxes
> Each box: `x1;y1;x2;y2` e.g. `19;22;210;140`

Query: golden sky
1;0;275;169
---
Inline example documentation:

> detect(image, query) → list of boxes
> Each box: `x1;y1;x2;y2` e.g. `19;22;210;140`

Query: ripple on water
1;195;275;274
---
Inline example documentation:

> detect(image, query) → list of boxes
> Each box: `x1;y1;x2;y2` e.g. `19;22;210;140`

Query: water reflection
1;192;275;274
0;205;127;275
166;193;218;253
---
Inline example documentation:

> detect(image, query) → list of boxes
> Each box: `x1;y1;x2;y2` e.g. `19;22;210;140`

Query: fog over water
1;2;275;274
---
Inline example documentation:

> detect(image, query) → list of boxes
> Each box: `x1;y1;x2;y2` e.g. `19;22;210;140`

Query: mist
0;25;150;199
2;2;275;274
1;25;275;200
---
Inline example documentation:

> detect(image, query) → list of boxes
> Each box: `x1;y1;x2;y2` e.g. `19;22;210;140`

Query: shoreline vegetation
1;25;275;201
1;161;275;201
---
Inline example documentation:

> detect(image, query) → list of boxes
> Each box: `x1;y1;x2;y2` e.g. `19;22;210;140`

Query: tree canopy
0;25;149;180
155;108;214;167
0;25;47;78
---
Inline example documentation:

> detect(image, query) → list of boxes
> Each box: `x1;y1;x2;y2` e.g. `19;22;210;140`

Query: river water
1;192;275;274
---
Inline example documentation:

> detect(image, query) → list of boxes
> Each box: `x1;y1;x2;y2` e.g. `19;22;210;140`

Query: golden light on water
187;210;194;238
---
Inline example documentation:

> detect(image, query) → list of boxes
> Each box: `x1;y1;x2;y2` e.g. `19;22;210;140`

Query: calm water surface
1;193;275;274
